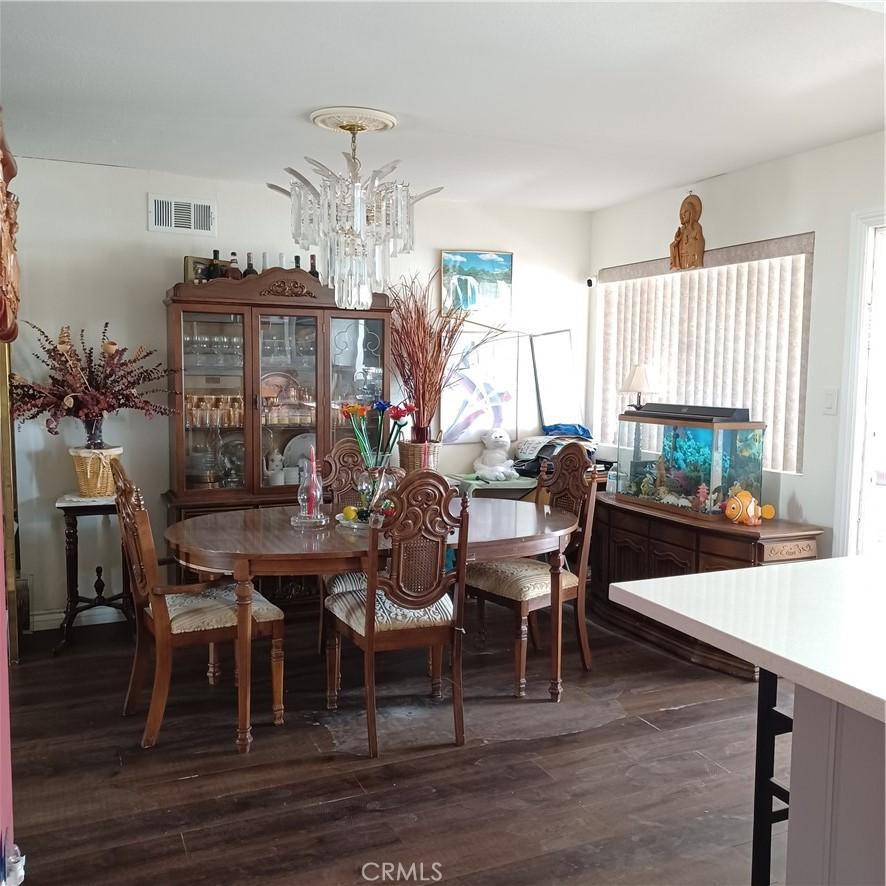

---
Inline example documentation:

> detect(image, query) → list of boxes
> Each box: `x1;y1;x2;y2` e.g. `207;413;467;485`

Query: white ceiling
1;1;883;211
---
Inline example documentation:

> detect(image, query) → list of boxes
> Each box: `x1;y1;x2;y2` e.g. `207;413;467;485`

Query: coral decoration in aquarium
615;404;765;519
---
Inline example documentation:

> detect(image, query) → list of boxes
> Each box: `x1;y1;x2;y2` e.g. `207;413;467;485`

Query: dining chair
465;441;596;698
321;438;366;510
111;461;286;748
324;469;470;757
317;438;405;653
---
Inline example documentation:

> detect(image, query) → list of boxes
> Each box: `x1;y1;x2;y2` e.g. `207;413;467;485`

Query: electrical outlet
823;386;839;416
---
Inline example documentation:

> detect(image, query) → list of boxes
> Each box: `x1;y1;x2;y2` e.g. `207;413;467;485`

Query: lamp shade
621;363;659;394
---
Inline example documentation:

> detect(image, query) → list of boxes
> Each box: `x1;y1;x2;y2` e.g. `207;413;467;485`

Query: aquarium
615;404;765;518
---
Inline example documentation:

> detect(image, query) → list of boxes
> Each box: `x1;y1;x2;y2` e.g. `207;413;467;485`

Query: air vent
147;193;216;235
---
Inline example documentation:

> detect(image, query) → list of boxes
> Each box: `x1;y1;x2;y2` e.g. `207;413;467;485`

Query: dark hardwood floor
9;604;790;885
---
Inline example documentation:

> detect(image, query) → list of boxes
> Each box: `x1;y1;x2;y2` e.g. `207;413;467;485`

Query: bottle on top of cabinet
226;252;242;280
242;252;258;277
205;249;224;280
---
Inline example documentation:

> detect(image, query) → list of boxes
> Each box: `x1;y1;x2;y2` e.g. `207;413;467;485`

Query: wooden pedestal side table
54;493;132;653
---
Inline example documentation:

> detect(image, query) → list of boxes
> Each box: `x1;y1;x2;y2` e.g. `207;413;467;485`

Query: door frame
833;208;885;556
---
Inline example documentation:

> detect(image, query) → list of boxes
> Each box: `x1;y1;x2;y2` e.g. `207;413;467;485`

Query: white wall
586;131;885;554
12;158;591;622
391;201;592;474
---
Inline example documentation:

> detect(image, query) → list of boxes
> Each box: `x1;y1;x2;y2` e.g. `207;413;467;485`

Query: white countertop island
611;557;885;886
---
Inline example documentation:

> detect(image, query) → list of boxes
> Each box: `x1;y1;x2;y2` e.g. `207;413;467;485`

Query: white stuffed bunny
474;428;519;481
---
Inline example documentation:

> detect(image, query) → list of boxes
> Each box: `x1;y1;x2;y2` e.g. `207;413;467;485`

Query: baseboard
30;607;126;632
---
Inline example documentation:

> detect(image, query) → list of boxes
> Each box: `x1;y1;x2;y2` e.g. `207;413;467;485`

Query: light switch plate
823;386;839;415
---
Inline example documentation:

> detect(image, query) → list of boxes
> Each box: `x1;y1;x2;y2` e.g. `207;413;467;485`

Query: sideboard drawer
650;520;696;550
612;509;648;536
699;551;749;573
759;538;818;563
699;533;755;563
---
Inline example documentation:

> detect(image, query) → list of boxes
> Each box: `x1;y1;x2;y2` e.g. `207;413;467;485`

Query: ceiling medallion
267;107;441;310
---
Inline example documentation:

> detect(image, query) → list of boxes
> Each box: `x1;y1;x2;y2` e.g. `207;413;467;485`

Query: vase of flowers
341;400;413;518
388;273;496;472
11;322;174;495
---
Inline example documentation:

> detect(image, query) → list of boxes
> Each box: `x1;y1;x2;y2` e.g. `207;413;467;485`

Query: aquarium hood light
623;403;751;423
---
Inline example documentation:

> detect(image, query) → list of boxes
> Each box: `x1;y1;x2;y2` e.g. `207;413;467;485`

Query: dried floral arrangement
10;321;175;446
388;273;496;443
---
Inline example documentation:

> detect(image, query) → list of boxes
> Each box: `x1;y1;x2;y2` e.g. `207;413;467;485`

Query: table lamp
621;363;658;410
621;363;659;462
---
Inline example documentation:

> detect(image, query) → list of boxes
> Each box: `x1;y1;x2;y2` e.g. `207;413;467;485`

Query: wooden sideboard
590;492;822;679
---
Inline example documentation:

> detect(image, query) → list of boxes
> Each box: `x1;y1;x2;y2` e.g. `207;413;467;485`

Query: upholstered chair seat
149;585;284;635
326;571;369;597
466;559;578;602
325;587;453;635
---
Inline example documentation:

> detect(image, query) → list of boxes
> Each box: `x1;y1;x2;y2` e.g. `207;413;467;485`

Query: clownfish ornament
723;490;775;526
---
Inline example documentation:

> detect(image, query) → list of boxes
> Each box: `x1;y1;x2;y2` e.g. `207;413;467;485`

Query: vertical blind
597;253;811;472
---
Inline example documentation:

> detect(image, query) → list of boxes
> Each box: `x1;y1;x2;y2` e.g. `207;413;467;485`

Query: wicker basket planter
68;446;122;497
398;440;441;474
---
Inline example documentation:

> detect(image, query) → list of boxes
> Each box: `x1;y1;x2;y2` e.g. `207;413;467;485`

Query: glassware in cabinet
181;311;246;490
257;312;318;488
329;316;386;445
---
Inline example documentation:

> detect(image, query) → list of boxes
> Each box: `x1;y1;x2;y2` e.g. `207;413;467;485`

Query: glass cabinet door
181;312;246;491
258;313;318;488
330;316;386;447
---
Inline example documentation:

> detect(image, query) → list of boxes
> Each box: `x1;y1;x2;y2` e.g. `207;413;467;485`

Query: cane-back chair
111;461;285;748
317;438;405;651
324;470;470;757
321;438;366;510
465;441;596;698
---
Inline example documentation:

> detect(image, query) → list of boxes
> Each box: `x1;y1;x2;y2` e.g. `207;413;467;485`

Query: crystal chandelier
268;107;441;310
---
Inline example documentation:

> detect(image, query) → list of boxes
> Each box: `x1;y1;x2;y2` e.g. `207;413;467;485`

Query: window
595;234;813;472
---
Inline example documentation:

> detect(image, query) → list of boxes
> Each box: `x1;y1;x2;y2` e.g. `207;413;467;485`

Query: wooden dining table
165;498;579;752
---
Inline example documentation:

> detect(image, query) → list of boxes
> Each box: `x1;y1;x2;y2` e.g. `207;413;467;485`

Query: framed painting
441;331;518;444
441;250;512;327
184;254;229;283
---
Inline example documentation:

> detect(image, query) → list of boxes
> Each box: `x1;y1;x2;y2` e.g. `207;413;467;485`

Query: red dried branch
388;273;497;431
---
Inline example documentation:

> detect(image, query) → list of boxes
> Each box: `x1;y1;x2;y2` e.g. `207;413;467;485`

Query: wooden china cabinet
164;268;391;608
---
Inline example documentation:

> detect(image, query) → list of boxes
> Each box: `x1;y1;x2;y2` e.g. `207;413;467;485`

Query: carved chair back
322;438;406;510
536;442;597;580
365;470;469;638
111;461;166;620
321;439;364;509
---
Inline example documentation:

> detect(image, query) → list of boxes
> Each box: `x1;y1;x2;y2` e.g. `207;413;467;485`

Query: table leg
54;512;80;653
233;563;253;753
548;548;564;702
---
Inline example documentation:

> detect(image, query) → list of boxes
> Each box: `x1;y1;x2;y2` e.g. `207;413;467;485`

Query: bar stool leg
752;669;779;886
